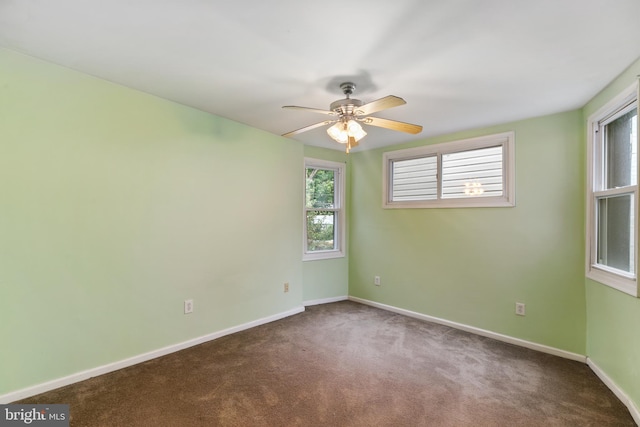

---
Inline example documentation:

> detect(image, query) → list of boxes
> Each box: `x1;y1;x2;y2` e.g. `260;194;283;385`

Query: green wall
583;57;640;411
302;146;349;302
349;110;587;354
0;48;304;395
2;42;639;415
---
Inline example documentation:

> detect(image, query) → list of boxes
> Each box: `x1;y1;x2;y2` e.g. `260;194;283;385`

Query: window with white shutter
383;132;515;208
391;156;438;201
441;146;503;199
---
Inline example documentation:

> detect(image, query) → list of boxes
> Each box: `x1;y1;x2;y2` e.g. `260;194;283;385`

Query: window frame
382;131;515;209
586;82;639;296
303;158;345;261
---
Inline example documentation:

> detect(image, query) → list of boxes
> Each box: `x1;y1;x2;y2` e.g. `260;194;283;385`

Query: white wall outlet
184;299;194;314
374;276;381;286
515;302;525;316
284;282;289;293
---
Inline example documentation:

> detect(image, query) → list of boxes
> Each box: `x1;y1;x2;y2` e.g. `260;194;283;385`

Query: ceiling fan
282;82;423;153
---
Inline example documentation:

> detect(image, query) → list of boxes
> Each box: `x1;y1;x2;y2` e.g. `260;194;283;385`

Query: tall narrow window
304;158;345;260
587;83;639;296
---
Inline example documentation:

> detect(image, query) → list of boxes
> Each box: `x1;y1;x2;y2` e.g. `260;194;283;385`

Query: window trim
382;131;515;209
586;82;639;297
303;158;345;261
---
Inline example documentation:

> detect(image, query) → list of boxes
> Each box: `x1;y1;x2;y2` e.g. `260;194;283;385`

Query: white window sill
384;197;515;209
303;250;345;261
587;266;638;297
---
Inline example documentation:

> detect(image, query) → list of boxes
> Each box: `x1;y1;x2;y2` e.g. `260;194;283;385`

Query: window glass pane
604;108;637;189
442;146;503;199
306;211;336;251
597;193;635;274
306;168;335;208
391;156;437;201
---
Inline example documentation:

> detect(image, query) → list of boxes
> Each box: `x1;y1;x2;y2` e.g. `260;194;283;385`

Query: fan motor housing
330;98;364;115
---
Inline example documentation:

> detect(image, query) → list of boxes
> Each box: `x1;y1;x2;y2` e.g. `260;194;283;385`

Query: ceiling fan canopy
282;82;423;153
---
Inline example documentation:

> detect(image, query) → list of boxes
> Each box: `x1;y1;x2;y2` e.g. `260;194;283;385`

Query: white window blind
442;146;503;199
391;156;437;201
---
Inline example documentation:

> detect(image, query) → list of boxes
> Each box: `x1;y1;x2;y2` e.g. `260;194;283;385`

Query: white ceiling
1;0;639;152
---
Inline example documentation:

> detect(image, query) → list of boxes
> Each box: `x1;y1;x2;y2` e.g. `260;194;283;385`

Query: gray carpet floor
19;301;635;426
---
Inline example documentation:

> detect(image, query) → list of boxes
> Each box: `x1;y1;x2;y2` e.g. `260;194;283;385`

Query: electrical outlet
284;282;289;293
374;276;381;286
184;299;194;314
515;302;525;316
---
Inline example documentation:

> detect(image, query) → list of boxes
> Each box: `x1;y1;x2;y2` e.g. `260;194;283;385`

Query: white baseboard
348;296;587;363
587;358;640;425
0;305;305;404
303;295;348;306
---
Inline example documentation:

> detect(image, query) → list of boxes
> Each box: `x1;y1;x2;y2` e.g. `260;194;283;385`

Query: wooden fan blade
362;117;423;134
282;106;337;116
282;120;334;137
355;95;406;116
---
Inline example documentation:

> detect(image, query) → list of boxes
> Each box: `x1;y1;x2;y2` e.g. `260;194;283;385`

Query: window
587;83;639;296
303;158;345;260
383;132;515;208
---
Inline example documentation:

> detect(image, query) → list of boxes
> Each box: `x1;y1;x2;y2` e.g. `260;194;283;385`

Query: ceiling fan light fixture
347;120;366;141
327;122;349;144
327;120;367;146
